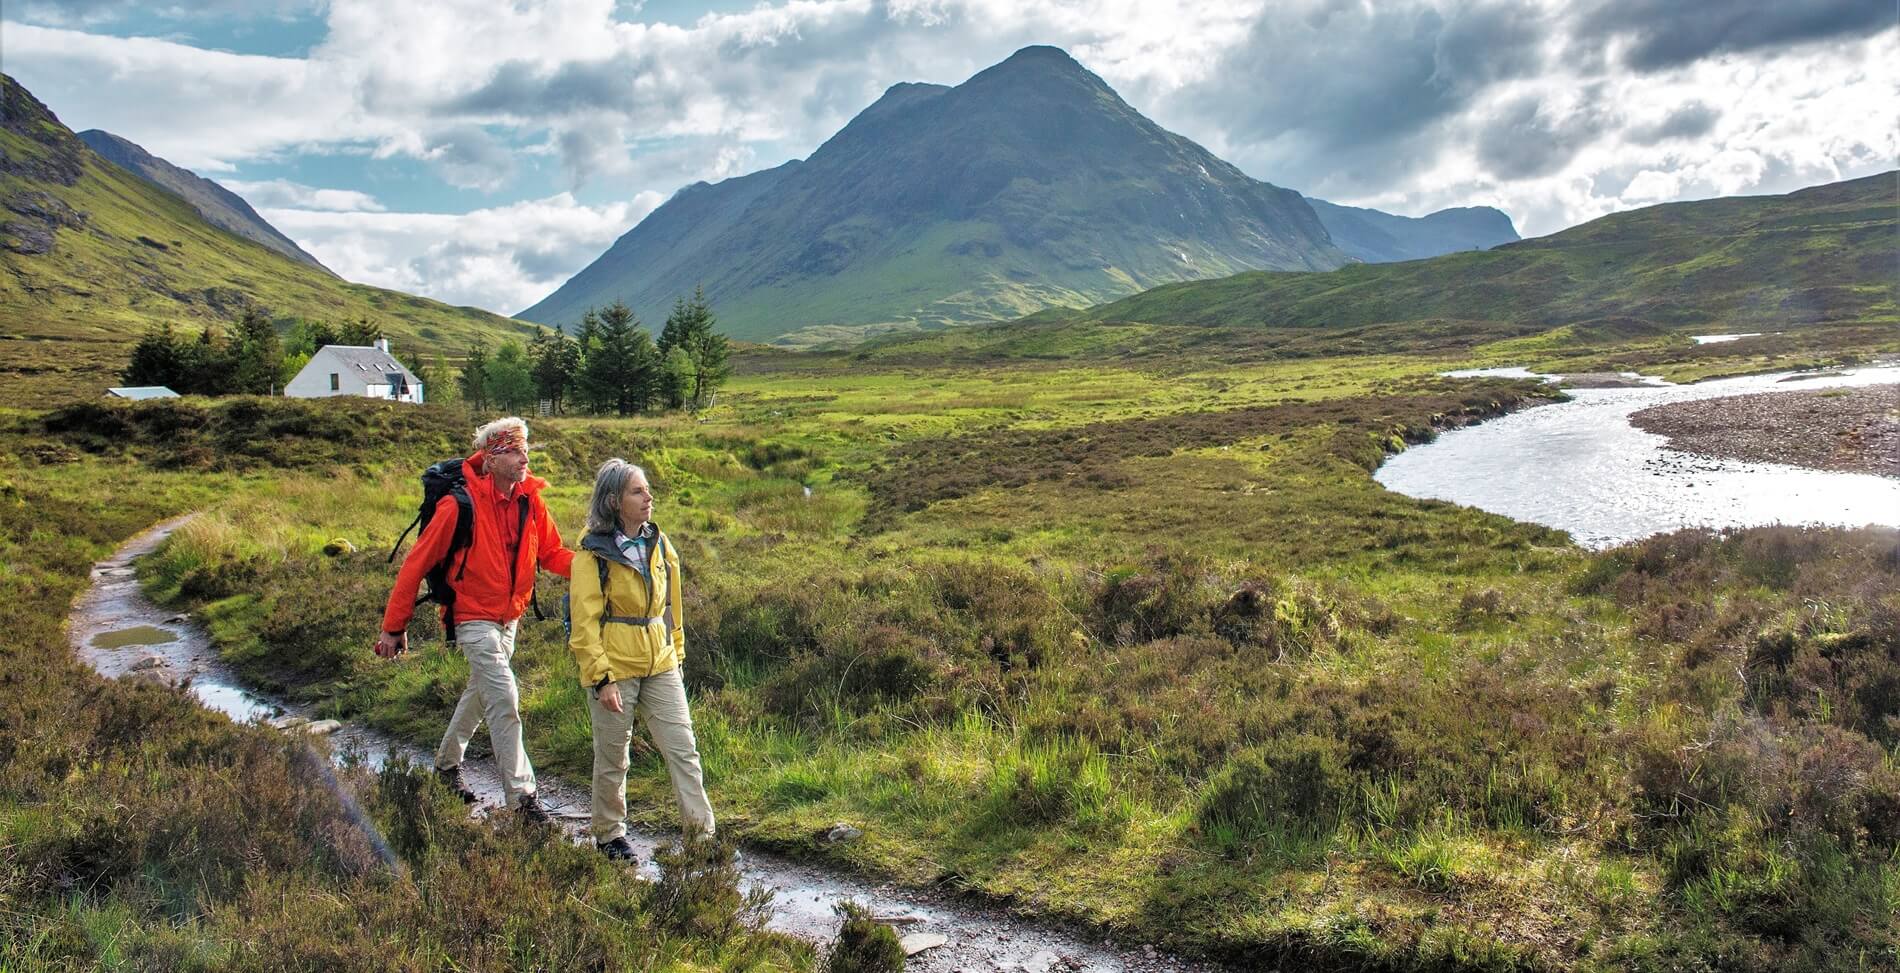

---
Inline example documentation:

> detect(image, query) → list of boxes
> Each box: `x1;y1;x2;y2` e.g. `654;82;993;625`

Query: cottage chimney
374;337;391;353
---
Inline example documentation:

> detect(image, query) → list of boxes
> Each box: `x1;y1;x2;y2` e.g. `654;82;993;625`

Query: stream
1378;362;1900;548
70;517;1210;973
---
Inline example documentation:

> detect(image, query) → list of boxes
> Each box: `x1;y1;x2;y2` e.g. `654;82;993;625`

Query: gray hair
471;416;529;451
586;458;649;535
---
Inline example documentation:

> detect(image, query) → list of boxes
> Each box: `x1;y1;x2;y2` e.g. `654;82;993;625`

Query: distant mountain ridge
77;129;333;275
520;46;1355;344
1064;171;1898;334
1304;197;1518;263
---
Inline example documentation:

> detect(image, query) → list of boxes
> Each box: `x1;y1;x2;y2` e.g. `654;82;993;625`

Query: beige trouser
435;619;537;804
588;665;715;842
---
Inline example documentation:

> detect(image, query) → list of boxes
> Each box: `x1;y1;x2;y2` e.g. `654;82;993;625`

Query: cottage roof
107;386;180;399
312;344;419;381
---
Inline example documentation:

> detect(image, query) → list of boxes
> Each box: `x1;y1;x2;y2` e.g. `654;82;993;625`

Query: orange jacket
381;452;575;634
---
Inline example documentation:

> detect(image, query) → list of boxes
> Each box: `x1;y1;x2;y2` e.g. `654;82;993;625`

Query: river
1377;363;1900;549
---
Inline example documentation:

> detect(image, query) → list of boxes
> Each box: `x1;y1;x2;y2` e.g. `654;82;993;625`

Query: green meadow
7;321;1892;971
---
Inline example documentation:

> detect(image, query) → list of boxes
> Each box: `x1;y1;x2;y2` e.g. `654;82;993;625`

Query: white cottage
285;338;424;403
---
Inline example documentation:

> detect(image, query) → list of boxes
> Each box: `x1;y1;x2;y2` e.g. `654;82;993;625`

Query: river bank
1630;382;1899;479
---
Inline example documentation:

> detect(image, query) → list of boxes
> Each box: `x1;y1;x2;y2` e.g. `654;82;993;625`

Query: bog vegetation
7;312;1895;971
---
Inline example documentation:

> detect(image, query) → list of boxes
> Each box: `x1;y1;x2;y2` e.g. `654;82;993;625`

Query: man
374;416;575;821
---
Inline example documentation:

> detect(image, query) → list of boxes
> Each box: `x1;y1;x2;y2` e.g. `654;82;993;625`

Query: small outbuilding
285;338;423;403
107;386;180;400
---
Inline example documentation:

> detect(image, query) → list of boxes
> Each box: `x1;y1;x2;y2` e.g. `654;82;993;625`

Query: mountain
0;74;537;403
1304;197;1519;263
1062;171;1898;334
519;46;1349;344
77;129;333;275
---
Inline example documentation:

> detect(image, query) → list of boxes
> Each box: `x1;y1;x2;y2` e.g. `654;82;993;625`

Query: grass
0;413;815;971
32;330;1889;971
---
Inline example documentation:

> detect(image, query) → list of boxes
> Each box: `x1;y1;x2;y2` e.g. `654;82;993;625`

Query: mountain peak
966;45;1109;91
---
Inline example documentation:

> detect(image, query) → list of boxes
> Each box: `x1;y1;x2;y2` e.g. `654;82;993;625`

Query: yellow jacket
567;525;684;686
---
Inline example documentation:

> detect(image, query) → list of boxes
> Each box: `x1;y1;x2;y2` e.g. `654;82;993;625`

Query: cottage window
329;373;339;391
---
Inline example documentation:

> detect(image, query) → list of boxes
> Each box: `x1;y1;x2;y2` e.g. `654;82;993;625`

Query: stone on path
821;822;864;843
301;719;342;735
899;932;947;956
129;654;165;672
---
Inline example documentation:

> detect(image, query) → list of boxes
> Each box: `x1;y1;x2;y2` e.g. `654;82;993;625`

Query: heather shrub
1196;735;1351;856
823;901;905;973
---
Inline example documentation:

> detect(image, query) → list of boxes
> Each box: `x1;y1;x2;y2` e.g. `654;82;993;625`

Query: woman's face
619;470;653;527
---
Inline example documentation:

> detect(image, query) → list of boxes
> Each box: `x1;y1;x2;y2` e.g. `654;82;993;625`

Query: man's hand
373;631;408;659
598;681;624;714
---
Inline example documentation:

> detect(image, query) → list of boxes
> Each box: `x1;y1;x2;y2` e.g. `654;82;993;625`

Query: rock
321;538;356;556
165;613;189;623
900;932;947;956
271;716;311;730
820;822;863;844
301;719;342;735
129;654;165;672
1018;950;1062;973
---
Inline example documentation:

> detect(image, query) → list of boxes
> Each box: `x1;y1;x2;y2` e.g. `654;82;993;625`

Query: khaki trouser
588;665;715;842
435;619;536;804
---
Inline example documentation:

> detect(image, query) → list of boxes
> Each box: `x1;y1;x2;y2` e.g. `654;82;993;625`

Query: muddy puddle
69;516;1214;973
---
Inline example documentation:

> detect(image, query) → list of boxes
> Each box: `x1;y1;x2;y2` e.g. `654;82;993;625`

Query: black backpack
388;458;476;640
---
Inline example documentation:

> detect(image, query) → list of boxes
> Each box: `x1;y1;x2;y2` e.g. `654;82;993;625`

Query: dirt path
1630;383;1900;479
69;516;1219;973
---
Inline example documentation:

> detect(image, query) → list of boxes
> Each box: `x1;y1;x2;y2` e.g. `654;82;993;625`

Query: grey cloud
1627;101;1720;145
1155;1;1551;196
1477;95;1611;179
426;126;515;191
1574;0;1895;72
11;0;318;24
449;59;649;117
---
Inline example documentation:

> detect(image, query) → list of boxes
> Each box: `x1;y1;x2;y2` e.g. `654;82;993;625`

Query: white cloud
261;192;665;315
220;178;387;212
3;0;1894;301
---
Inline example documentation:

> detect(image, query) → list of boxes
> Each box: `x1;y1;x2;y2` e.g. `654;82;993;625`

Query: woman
568;458;714;862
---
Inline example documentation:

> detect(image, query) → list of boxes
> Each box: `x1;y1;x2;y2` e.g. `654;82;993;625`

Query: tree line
122;313;448;396
119;289;728;416
459;289;730;416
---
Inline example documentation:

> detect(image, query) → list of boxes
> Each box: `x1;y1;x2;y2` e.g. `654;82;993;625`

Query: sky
2;0;1894;316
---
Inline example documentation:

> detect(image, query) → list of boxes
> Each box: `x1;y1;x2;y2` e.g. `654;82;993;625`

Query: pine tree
230;308;283;395
123;323;187;390
459;341;490;411
681;286;730;410
340;317;382;346
528;326;578;413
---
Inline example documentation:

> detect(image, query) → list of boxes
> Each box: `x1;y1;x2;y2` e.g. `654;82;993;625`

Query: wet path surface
70;517;1213;973
1377;363;1900;548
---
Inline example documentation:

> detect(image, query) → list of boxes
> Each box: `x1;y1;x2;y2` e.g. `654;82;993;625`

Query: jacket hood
582;521;659;568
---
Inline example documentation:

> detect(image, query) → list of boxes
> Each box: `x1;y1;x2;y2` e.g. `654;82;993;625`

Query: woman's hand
598;681;624;714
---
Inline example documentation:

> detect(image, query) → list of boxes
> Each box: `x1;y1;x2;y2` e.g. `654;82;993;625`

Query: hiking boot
435;765;477;804
597;836;637;863
515;793;554;825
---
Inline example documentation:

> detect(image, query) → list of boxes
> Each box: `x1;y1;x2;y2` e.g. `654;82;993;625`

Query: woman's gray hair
586;458;649;535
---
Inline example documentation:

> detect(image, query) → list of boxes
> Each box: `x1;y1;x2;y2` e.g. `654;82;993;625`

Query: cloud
260;191;665;315
4;0;1895;300
1475;93;1612;179
1626;101;1720;145
220;178;387;212
1574;0;1894;72
8;0;320;28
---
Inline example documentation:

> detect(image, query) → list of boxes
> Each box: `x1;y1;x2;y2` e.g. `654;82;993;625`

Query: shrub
823;901;905;973
645;832;773;947
1196;735;1350;856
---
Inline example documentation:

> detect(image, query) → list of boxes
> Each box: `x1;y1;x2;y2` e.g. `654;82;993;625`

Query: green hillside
1069;171;1898;334
0;74;540;403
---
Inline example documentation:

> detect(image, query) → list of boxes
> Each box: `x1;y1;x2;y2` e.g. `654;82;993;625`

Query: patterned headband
484;427;527;454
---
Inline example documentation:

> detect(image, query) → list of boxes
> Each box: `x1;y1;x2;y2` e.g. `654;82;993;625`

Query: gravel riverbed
1629;383;1899;479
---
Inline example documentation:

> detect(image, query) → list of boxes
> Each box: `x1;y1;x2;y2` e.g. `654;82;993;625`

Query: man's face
620;470;653;526
487;444;528;488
